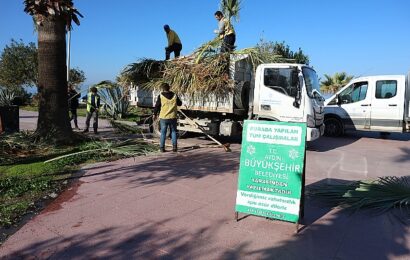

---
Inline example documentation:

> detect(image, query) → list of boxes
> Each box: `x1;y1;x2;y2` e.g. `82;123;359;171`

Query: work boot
160;148;165;153
172;146;177;152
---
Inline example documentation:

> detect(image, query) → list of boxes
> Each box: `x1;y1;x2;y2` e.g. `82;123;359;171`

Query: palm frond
308;176;410;219
122;59;165;84
45;139;157;163
0;87;16;106
193;38;222;63
91;81;130;119
220;0;241;21
109;120;142;134
24;0;83;29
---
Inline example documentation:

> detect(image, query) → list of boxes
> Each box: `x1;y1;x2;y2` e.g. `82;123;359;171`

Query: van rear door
369;76;405;131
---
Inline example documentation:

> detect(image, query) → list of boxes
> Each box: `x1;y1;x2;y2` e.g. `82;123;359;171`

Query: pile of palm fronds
162;52;233;97
109;120;142;135
45;139;157;164
122;59;165;84
0;131;45;164
121;38;296;98
308;176;410;218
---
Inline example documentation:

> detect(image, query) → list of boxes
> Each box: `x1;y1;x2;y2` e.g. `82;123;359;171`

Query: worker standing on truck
214;11;236;53
153;83;182;152
164;25;182;60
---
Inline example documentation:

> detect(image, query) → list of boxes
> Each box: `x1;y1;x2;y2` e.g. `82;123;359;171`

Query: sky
1;0;410;87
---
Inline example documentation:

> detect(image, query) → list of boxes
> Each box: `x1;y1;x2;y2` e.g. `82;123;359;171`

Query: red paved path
1;111;409;259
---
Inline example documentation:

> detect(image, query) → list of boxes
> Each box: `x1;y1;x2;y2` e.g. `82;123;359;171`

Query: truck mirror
293;100;300;108
336;94;342;105
291;70;299;86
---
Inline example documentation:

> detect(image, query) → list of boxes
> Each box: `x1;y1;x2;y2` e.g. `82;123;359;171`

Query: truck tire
324;117;343;137
234;81;250;110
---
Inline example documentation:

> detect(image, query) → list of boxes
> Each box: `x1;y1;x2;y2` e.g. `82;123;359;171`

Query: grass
0;132;157;231
0;159;74;228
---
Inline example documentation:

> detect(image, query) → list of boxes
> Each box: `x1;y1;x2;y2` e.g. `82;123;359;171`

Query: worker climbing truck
136;55;325;141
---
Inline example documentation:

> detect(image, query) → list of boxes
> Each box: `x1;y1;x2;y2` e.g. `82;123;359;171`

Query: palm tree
320;72;354;94
24;0;82;142
220;0;241;21
93;80;131;120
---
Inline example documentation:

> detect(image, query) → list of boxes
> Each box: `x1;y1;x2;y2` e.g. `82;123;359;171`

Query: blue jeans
160;118;177;149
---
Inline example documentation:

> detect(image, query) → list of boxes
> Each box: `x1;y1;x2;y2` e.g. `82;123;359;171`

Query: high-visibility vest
220;17;235;39
167;30;182;46
159;94;177;119
87;93;100;112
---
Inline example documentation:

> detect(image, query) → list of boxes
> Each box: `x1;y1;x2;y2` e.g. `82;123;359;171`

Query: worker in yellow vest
153;83;182;152
82;87;100;134
164;24;182;60
214;11;236;53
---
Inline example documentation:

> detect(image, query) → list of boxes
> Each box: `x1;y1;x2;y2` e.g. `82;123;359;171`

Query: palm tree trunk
36;17;72;141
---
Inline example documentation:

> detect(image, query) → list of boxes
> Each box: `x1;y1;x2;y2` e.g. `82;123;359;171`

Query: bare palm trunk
36;17;72;141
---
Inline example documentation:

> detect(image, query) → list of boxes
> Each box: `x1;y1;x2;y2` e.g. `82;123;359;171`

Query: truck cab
324;74;410;136
252;63;325;141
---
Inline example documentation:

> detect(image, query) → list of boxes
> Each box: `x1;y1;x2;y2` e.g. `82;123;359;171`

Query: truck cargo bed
133;54;252;114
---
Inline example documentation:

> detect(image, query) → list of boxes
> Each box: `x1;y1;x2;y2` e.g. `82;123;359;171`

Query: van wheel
324;117;343;137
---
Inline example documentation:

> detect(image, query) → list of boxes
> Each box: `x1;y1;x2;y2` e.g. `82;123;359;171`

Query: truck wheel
234;81;250;110
324;117;343;137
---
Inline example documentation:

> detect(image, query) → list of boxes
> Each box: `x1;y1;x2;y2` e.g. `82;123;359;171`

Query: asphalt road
1;110;409;259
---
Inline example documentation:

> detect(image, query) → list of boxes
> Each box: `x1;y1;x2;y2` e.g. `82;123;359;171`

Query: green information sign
235;120;307;223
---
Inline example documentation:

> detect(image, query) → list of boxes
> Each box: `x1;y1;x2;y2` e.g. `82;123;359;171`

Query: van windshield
302;67;321;98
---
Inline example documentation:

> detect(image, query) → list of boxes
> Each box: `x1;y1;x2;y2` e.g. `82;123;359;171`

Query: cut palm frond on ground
45;139;157;164
307;176;410;218
109;120;142;134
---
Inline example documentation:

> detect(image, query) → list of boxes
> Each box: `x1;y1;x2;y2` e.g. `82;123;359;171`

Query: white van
324;73;410;136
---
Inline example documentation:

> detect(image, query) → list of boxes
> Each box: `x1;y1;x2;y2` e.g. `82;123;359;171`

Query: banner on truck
235;120;306;223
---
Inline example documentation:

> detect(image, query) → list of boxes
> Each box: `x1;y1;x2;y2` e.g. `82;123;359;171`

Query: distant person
164;24;182;60
82;87;100;134
214;11;236;53
68;84;80;129
153;83;182;152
